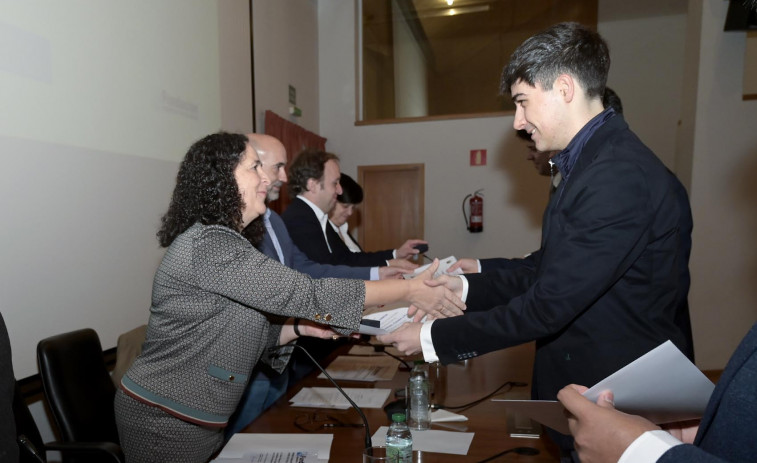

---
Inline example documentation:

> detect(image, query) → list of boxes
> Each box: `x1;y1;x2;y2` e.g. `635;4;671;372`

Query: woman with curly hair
114;132;463;463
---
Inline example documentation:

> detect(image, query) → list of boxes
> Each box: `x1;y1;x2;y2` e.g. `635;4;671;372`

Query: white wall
318;1;547;262
252;0;320;134
316;3;691;267
687;0;757;369
1;0;252;453
598;13;687;171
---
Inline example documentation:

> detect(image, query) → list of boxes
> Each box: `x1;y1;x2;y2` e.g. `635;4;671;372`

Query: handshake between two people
375;258;466;356
290;259;466;352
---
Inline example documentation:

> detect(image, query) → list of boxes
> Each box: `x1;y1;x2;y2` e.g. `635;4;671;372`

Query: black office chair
36;328;124;463
13;381;126;463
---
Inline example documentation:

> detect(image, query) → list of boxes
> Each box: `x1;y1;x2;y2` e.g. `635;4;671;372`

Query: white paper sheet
431;409;468;422
402;256;464;280
290;387;392;409
493;341;715;435
213;434;333;461
316;355;399;382
211;450;318;463
371;427;474;455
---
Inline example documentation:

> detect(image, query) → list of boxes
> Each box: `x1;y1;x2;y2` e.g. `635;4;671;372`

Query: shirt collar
297;195;329;233
552;107;616;181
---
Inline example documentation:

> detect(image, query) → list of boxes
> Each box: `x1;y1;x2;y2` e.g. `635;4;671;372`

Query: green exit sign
288;85;296;105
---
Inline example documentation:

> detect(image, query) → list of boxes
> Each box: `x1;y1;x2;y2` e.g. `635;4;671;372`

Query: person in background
558;321;757;463
602;86;623;115
282;149;424;271
225;135;407;438
517;128;561;190
379;22;693;462
114;132;465;463
328;173;367;253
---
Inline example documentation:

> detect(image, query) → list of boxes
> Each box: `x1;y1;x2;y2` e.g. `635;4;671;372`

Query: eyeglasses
294;411;365;433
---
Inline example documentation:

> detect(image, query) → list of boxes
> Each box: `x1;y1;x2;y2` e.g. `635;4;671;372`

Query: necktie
264;214;285;264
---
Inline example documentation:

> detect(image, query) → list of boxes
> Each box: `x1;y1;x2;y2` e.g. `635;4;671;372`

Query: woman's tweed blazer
121;223;364;426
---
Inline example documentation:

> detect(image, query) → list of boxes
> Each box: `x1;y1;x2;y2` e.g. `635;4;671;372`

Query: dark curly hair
501;22;609;99
288;149;339;198
157;132;264;247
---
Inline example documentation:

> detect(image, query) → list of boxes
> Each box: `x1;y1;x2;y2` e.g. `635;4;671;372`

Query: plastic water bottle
407;362;430;430
385;413;412;462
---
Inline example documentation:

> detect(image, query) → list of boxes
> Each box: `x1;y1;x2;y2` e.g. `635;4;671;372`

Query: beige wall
252;0;320;134
686;0;757;369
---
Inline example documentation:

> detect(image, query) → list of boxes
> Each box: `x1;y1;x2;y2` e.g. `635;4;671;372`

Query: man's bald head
247;133;288;201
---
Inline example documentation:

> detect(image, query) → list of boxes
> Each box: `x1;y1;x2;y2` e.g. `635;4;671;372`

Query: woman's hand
279;318;355;344
406;259;465;320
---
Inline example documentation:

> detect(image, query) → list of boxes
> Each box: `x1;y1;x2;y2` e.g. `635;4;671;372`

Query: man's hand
406;259;465;320
378;266;408;280
446;257;479;274
395;239;428;259
388;258;418;271
661;420;700;444
298;319;339;339
377;322;423;355
558;385;660;463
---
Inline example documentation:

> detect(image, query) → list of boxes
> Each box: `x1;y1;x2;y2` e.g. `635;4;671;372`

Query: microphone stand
269;343;373;450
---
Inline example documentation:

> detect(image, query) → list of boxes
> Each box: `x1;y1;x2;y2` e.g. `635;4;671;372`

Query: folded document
493;340;715;435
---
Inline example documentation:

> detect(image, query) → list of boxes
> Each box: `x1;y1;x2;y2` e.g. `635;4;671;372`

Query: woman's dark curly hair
157;132;264;247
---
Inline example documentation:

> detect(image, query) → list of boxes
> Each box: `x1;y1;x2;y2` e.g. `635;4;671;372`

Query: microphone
359;341;411;370
18;435;46;463
269;343;372;450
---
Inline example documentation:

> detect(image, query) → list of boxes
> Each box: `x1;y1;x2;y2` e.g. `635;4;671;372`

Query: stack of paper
359;306;422;335
493;341;715;435
290;387;391;409
317;355;399;382
211;434;332;462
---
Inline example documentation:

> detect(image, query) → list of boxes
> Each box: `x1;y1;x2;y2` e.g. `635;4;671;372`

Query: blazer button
324;314;332;321
229;375;235;381
314;313;322;320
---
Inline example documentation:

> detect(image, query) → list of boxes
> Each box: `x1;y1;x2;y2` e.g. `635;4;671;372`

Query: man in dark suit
558;321;757;462
450;86;624;276
282;149;423;270
251;134;403;281
379;22;693;461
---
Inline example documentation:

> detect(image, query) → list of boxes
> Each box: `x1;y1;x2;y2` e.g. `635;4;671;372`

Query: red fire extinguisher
462;189;484;233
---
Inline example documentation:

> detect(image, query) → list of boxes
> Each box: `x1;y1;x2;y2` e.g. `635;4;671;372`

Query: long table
243;342;561;462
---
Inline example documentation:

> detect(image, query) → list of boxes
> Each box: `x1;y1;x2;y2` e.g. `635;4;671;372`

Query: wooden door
355;164;424;256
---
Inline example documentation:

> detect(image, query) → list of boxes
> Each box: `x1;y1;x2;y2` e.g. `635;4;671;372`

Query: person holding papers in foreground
558;321;757;463
114;132;465;463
